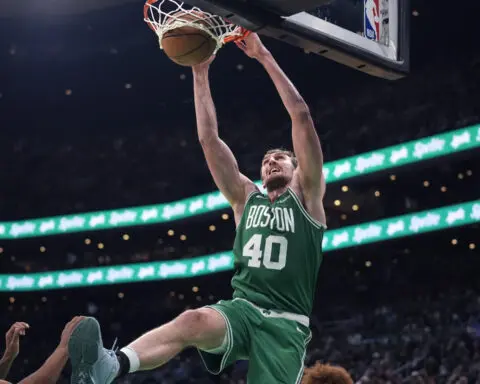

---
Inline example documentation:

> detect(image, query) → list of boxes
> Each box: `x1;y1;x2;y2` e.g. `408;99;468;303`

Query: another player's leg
69;308;226;384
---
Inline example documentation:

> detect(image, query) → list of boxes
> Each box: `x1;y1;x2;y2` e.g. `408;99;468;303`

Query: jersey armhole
287;188;327;230
235;190;260;231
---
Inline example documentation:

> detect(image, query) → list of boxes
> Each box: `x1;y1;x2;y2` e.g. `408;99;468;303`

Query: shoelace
110;337;119;355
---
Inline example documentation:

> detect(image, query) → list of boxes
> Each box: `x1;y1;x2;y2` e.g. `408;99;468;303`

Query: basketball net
144;0;250;54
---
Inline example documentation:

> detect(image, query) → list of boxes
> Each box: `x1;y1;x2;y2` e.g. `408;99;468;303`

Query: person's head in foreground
302;362;354;384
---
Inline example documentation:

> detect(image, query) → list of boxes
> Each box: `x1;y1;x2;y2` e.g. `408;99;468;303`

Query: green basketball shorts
197;298;312;384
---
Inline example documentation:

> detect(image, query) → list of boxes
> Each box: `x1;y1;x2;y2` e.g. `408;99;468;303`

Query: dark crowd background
1;0;480;382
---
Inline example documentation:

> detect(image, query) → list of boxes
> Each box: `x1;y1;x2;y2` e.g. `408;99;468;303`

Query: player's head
261;148;298;191
302;362;353;384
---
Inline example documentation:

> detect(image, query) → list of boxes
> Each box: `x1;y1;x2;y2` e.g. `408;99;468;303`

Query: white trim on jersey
287;188;327;230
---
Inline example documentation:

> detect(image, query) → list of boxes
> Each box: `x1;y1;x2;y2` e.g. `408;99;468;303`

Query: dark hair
263;148;298;168
302;362;353;384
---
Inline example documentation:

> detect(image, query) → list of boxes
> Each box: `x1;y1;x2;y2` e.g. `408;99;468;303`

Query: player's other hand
235;33;269;60
58;316;85;350
192;55;216;74
3;322;29;360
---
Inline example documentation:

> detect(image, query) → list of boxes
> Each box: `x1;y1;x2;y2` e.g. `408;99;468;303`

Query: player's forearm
0;355;15;380
17;346;68;384
193;69;219;144
257;51;309;117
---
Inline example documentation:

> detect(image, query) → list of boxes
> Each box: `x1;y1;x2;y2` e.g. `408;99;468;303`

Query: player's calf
69;309;227;384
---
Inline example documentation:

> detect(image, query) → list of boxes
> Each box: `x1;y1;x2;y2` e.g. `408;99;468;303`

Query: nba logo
364;0;380;41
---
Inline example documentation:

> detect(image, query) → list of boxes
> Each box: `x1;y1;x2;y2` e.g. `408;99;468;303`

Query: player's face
261;152;295;190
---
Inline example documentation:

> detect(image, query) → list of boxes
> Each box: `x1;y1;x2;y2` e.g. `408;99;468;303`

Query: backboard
181;0;410;80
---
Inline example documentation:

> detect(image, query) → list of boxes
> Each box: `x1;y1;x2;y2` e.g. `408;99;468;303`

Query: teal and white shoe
69;317;120;384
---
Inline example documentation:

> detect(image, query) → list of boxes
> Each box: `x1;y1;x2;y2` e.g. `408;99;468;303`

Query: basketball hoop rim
143;0;251;44
224;27;251;43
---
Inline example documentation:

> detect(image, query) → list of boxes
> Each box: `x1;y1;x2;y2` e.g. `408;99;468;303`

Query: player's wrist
0;352;15;363
54;345;69;357
56;341;67;349
255;49;272;63
57;345;68;353
192;64;210;76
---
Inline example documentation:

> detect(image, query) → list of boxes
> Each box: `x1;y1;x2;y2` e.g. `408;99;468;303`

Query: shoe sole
69;317;103;384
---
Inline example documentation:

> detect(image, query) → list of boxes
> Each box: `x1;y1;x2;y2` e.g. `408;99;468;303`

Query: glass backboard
182;0;410;79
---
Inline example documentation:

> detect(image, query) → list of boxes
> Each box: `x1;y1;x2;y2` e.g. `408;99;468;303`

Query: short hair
263;148;298;168
302;362;353;384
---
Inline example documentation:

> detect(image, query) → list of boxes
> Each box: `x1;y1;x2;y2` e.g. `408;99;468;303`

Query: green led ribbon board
0;124;478;240
1;200;478;291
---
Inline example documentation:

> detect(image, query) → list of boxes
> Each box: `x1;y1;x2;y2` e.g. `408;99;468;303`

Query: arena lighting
0;124;478;240
0;200;478;292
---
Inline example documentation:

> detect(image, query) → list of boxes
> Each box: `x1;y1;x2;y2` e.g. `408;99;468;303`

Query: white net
144;0;246;54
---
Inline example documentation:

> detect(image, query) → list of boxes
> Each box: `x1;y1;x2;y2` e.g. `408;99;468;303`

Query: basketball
161;12;217;67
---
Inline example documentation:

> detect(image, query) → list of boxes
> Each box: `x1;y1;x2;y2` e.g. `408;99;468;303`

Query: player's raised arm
236;35;325;198
17;316;84;384
192;57;256;220
0;322;30;380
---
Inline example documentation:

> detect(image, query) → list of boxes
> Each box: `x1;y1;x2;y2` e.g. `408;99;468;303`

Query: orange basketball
161;12;217;67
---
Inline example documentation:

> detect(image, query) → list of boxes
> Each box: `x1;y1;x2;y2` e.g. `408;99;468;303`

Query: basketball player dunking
69;33;327;384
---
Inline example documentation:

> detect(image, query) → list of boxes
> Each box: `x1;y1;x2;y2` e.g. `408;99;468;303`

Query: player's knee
174;308;224;347
174;309;209;342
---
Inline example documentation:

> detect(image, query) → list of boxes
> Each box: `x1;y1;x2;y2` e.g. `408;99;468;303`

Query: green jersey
231;187;325;316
